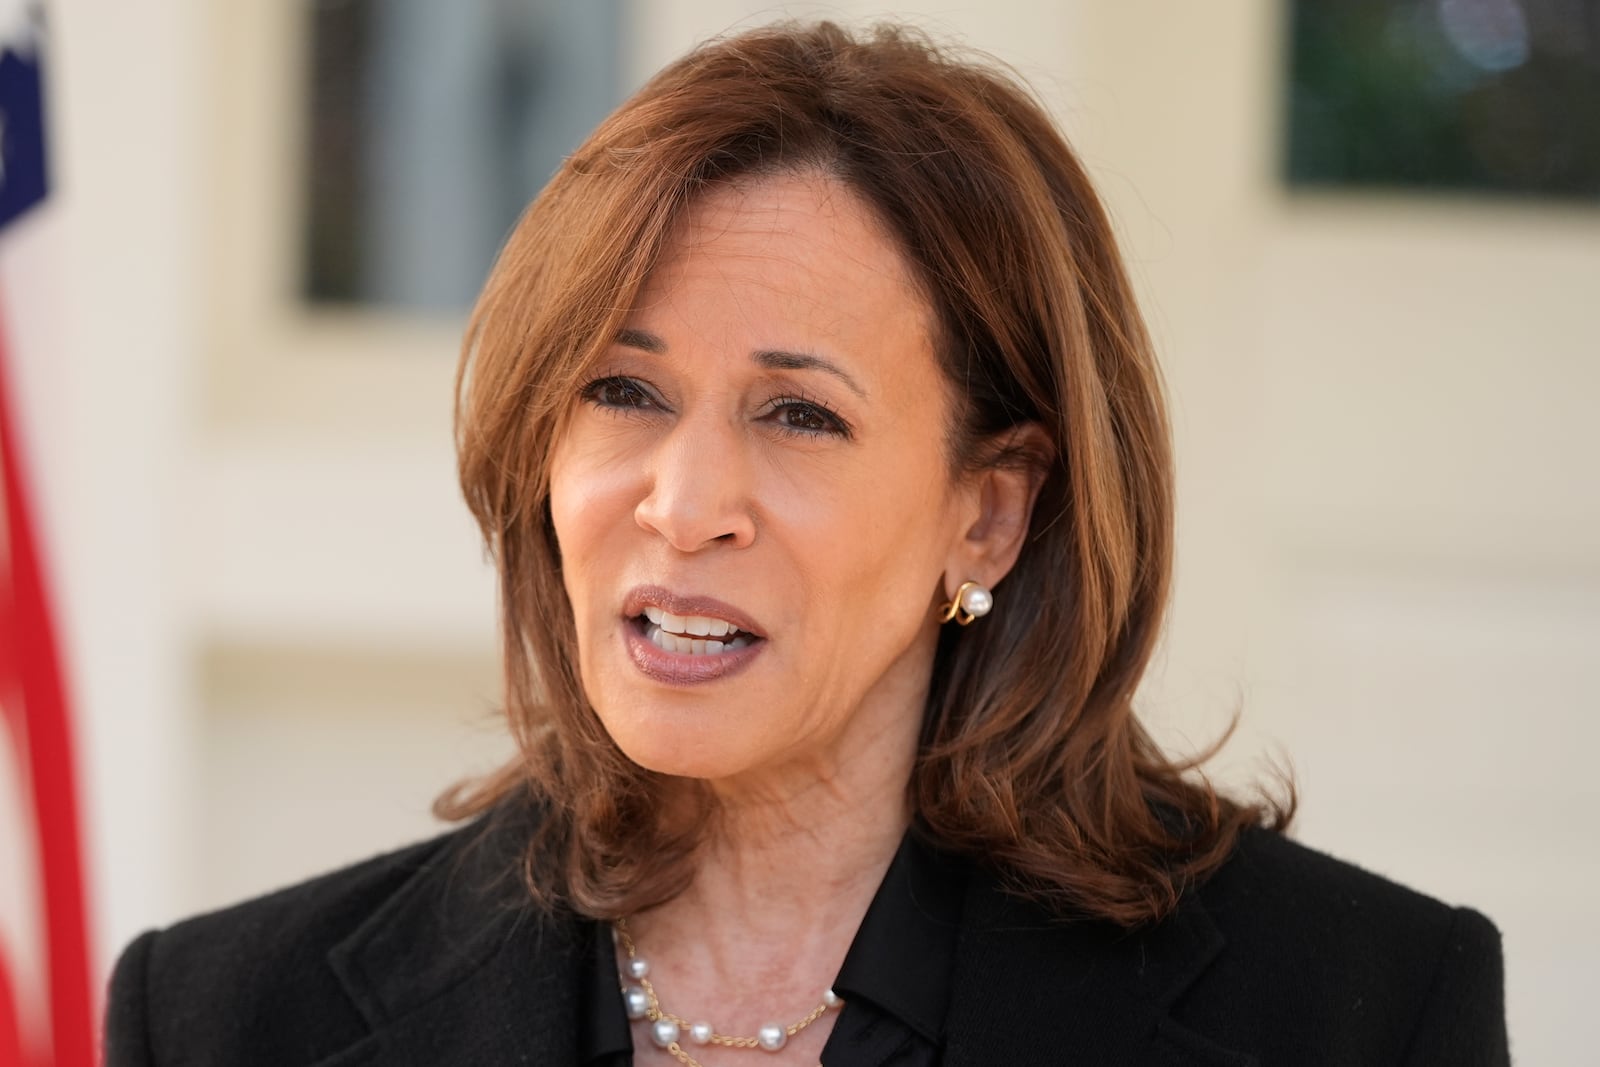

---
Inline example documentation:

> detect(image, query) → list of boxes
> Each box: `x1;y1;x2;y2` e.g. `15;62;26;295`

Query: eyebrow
614;327;666;354
613;328;867;398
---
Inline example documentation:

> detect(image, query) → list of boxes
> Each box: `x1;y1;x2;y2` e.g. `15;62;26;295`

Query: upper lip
623;585;767;638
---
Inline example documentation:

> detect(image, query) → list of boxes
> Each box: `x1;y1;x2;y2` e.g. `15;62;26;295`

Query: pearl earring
939;580;993;626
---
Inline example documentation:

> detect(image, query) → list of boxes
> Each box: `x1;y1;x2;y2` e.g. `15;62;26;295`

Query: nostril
633;479;756;551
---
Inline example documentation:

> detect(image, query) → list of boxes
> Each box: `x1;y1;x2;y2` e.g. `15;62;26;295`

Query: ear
942;423;1051;602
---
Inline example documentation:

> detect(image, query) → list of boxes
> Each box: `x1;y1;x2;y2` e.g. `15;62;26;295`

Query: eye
580;375;658;411
766;397;851;439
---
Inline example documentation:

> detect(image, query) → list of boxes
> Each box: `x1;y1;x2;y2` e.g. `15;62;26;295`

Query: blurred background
3;0;1595;1061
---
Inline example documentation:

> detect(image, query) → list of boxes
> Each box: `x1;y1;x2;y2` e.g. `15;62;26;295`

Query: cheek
550;417;654;523
548;441;637;618
779;448;958;599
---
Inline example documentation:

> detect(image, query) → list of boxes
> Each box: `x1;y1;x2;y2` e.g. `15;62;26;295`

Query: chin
594;698;768;783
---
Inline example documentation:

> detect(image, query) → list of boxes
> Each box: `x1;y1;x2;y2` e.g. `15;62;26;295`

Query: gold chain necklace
613;918;843;1067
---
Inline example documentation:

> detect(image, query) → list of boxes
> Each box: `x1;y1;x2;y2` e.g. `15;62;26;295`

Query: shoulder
1181;828;1508;1064
149;828;455;967
1199;826;1498;962
937;829;1506;1064
104;814;530;1066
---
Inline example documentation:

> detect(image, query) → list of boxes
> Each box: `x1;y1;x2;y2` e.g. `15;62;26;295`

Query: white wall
1065;7;1599;1063
19;0;203;987
23;1;1592;1060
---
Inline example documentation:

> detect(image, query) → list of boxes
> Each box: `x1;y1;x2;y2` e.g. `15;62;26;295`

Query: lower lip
624;618;765;685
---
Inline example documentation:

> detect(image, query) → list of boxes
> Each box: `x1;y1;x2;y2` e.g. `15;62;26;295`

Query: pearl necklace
614;919;843;1067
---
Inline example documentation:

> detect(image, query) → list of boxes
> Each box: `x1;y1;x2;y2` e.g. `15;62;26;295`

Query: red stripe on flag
0;304;94;1067
0;952;28;1067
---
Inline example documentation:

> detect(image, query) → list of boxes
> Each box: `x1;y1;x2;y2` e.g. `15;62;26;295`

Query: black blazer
104;804;1509;1066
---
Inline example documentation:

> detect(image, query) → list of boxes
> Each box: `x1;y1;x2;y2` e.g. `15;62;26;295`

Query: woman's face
549;172;979;787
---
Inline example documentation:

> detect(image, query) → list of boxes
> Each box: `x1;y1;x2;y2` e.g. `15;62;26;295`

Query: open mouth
635;606;760;656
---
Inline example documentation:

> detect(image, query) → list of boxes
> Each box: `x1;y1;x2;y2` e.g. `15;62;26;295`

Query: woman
106;21;1508;1066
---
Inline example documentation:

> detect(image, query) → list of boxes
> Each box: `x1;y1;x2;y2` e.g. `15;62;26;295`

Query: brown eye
768;397;850;438
780;403;833;432
582;376;655;409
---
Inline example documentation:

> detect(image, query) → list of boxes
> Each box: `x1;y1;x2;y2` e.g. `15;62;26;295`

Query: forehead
634;171;936;351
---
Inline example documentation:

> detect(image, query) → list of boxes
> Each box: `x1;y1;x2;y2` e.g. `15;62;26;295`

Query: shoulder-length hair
445;20;1289;927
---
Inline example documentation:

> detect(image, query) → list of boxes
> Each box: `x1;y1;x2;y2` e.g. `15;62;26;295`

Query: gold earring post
939;580;986;626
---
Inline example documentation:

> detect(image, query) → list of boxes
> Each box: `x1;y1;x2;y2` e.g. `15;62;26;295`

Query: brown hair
445;20;1291;927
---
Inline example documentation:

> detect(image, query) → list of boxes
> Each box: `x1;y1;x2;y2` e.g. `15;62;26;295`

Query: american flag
1;3;95;1065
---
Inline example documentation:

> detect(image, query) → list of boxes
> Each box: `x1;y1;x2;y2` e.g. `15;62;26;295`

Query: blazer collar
317;805;1253;1067
321;802;591;1066
946;864;1255;1066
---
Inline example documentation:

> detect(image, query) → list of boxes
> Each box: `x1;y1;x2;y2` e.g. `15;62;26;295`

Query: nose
633;421;757;552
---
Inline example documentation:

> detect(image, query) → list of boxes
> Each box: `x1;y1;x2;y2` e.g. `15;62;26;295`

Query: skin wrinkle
445;22;1283;963
552;172;963;791
545;172;1041;1062
612;328;869;401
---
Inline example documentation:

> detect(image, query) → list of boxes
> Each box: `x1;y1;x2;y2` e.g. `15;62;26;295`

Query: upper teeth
644;605;740;637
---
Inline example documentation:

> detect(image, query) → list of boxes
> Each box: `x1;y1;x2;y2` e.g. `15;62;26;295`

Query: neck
624;699;918;1027
694;761;910;931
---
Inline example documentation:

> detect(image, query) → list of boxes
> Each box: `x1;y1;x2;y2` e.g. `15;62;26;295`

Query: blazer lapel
306;805;1256;1066
321;804;590;1066
946;866;1255;1066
